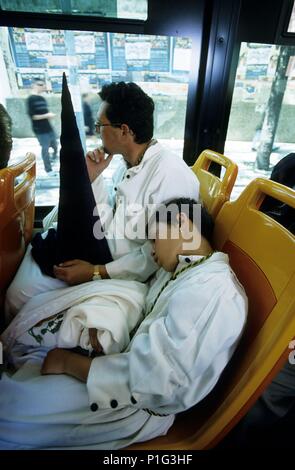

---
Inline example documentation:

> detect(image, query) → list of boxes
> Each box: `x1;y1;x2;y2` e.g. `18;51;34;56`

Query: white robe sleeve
91;174;111;207
42;205;58;231
87;280;247;414
105;240;158;281
149;168;200;205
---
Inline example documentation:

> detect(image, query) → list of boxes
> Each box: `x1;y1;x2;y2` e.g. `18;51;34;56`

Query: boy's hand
41;348;69;375
42;348;92;382
89;328;103;354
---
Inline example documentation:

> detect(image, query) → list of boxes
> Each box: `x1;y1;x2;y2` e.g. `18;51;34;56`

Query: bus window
0;0;148;20
225;41;295;199
0;26;192;206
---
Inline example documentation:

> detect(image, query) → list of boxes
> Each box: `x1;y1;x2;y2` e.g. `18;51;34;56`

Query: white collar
175;252;228;274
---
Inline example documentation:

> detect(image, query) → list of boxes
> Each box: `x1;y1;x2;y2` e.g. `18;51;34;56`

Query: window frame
276;0;295;41
0;0;148;21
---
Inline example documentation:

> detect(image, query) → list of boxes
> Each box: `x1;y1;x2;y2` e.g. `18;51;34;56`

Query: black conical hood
56;72;112;265
31;73;112;277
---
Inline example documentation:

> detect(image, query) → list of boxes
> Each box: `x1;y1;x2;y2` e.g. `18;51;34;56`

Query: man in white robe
0;199;247;450
6;82;199;318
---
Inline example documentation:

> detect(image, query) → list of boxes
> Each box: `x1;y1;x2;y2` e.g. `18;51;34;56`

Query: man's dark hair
147;198;215;244
0;104;13;170
98;82;154;144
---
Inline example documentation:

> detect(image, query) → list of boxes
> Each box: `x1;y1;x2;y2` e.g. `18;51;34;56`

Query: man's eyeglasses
95;121;122;132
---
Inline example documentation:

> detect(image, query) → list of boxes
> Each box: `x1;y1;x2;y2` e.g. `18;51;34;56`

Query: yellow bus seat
129;177;295;450
0;153;36;317
191;149;238;218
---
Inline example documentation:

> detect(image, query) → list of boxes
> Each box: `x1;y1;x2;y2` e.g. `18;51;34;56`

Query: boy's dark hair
98;82;154;144
0;104;13;170
147;198;215;244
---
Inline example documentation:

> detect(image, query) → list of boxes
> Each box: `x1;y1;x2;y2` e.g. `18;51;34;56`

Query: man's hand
86;147;113;182
53;259;94;285
41;348;69;375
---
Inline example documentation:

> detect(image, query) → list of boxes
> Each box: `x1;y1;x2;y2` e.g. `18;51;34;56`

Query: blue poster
111;33;126;71
149;36;169;72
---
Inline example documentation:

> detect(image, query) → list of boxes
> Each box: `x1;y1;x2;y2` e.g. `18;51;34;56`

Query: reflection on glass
0;0;148;20
287;1;295;33
0;26;192;205
225;42;295;200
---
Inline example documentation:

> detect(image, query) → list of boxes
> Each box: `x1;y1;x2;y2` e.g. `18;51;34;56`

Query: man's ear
121;123;134;137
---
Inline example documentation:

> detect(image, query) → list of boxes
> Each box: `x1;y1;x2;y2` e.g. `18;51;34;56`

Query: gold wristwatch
92;265;102;281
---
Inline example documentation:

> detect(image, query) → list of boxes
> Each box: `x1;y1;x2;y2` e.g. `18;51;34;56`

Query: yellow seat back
191;149;238;218
0;153;36;315
129;178;295;450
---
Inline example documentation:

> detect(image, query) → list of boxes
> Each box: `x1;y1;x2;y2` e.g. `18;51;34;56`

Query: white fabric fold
2;279;147;355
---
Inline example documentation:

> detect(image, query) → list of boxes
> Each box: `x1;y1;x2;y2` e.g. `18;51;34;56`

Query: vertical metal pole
64;30;86;153
61;0;86;152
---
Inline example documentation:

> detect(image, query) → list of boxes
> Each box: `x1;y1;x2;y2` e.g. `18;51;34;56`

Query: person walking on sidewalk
27;77;58;173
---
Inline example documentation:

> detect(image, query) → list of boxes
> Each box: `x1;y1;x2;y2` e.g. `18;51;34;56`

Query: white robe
5;142;199;317
2;279;147;360
0;252;247;450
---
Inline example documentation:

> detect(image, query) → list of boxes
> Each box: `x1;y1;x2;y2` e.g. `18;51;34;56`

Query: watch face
93;266;101;281
93;273;101;280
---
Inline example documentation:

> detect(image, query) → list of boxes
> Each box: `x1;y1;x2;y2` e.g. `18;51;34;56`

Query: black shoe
46;170;58;177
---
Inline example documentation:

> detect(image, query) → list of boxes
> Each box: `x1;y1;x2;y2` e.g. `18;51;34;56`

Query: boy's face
151;222;181;272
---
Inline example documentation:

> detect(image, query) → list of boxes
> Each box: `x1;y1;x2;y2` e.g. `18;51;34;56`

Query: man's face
95;101;122;155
